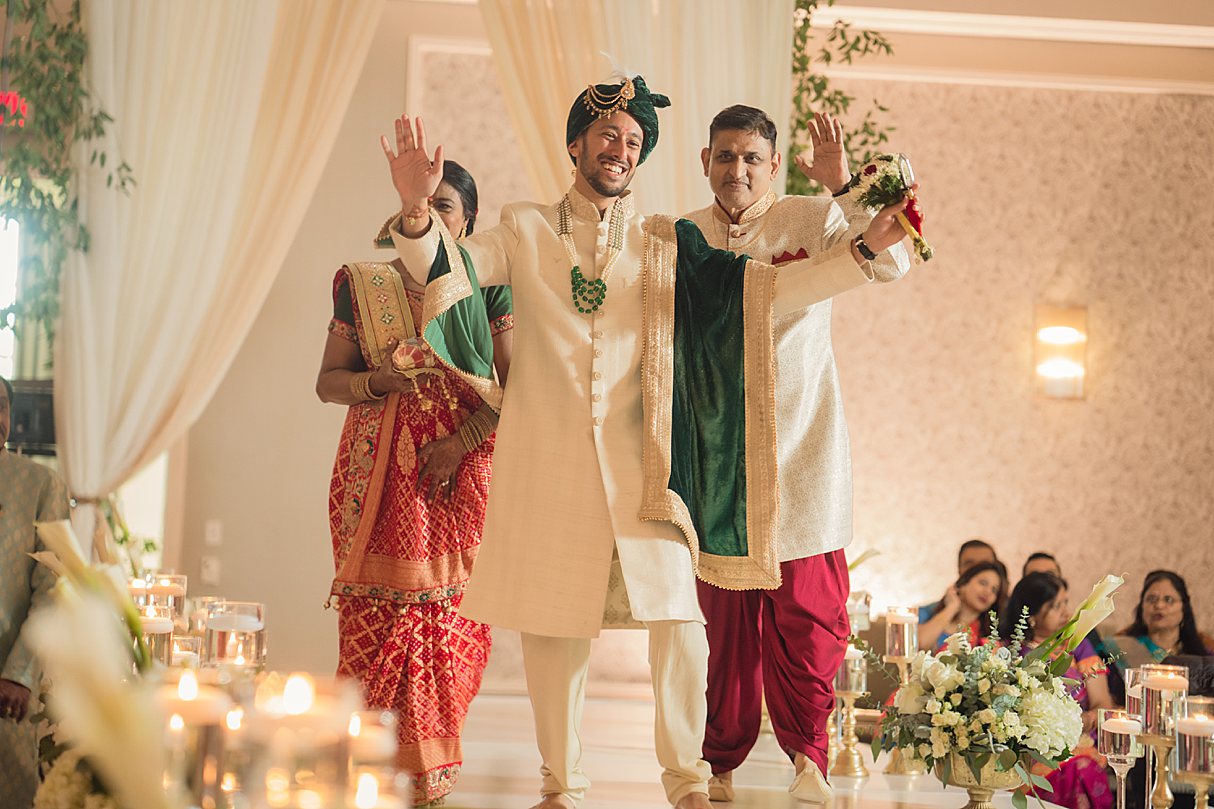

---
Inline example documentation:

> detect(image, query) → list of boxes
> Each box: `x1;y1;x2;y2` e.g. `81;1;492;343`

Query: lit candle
1103;718;1143;735
156;670;233;726
1177;715;1214;775
1145;674;1190;692
1178;716;1214;737
348;713;397;763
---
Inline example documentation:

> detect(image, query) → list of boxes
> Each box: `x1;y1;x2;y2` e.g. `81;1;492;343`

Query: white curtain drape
479;0;794;215
57;0;382;547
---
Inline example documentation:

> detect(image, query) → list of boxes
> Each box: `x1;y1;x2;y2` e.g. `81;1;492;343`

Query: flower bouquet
873;575;1124;809
853;153;933;262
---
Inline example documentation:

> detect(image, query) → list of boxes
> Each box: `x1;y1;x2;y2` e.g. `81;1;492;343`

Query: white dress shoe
789;756;833;804
707;772;735;802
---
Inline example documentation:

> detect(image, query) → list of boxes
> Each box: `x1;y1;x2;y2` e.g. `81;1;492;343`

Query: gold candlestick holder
883;658;926;776
830;691;868;779
827;705;839;771
1179;773;1214;809
1141;734;1176;809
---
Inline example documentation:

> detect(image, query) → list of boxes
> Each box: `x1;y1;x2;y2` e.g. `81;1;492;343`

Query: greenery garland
787;0;894;196
0;0;133;354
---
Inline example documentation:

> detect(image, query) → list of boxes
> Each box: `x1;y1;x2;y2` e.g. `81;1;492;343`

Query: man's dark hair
708;104;778;152
1022;551;1059;577
0;375;12;404
441;160;479;235
958;537;995;564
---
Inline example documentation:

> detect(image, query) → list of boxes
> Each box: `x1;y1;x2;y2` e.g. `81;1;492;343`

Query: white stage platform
447;694;1037;809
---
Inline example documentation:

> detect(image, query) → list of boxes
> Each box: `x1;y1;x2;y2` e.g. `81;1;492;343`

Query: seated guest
1020;552;1126;702
919;560;1007;650
1022;551;1062;578
1000;573;1114;809
1110;570;1214;670
917;538;999;622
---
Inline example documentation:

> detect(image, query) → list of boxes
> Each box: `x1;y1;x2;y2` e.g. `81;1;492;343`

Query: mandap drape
478;0;794;216
56;0;382;550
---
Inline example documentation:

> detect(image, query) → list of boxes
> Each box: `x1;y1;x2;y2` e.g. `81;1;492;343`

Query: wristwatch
853;234;878;262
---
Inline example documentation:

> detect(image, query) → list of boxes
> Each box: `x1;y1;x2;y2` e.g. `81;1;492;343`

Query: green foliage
0;0;134;351
787;0;894;196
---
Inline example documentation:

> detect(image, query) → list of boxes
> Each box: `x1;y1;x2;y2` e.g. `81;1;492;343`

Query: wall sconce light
1034;305;1087;399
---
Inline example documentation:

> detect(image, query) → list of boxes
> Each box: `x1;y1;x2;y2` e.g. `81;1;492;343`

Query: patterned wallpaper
831;80;1214;634
425;52;1214;683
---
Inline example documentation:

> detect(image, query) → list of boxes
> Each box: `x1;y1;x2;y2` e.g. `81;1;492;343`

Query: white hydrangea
1019;686;1082;758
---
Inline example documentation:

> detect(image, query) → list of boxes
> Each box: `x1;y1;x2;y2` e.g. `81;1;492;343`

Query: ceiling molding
815;7;1214;49
825;63;1214;96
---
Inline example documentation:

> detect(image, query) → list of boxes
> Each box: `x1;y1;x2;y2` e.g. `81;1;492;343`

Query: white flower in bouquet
1019;682;1083;759
1060;575;1124;650
923;657;965;695
894;681;929;714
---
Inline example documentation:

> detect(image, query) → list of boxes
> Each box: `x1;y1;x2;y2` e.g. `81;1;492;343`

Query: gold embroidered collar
566;185;636;223
712;189;776;226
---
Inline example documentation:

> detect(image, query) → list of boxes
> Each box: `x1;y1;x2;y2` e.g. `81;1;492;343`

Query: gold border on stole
638;215;783;591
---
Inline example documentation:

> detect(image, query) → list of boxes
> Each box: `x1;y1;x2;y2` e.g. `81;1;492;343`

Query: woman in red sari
316;161;510;806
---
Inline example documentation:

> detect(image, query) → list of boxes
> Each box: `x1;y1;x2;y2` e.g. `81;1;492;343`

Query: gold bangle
404;204;430;227
350;371;385;402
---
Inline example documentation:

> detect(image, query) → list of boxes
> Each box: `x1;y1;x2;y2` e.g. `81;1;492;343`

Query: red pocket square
772;248;808;265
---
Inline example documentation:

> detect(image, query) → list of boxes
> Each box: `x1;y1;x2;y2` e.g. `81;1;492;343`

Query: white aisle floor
444;694;1024;809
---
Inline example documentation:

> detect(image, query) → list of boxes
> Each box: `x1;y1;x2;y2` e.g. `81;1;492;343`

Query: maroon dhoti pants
697;550;850;777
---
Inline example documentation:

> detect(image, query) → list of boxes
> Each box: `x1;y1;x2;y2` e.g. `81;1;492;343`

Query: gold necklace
558;195;625;314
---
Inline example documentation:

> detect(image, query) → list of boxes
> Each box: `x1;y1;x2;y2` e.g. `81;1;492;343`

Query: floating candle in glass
885;607;918;659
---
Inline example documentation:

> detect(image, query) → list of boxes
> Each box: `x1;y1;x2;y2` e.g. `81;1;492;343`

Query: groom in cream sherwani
379;77;913;809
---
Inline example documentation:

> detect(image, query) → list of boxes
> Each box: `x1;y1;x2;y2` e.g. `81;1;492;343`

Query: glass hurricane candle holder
140;604;175;666
147;573;189;633
1176;714;1214;809
1099;709;1143;809
203;601;266;671
884;607;918;660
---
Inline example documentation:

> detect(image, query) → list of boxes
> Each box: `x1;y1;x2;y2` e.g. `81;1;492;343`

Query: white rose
894;682;930;715
925;698;942;715
978;678;991;694
950;693;963;706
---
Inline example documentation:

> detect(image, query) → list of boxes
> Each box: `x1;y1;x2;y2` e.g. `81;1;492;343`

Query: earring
457;222;467;240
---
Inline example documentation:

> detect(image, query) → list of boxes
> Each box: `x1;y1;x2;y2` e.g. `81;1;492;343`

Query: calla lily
847;548;882;571
35;520;93;583
1061;574;1124;650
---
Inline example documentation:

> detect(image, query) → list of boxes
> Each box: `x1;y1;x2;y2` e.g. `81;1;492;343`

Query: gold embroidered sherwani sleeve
771;242;876;318
390;205;520;288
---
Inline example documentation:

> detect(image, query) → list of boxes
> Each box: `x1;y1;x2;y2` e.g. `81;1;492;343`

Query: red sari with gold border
327;261;509;805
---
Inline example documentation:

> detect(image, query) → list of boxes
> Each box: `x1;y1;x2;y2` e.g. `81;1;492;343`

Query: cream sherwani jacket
685;191;909;563
393;187;879;637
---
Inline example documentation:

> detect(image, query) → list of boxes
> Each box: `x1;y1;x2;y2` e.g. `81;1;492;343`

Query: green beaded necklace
558;194;625;314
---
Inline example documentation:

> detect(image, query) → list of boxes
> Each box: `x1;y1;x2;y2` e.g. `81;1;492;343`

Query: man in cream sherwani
379;77;912;809
684;105;911;804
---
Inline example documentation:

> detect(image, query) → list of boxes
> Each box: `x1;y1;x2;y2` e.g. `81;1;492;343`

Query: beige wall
181;3;1214;680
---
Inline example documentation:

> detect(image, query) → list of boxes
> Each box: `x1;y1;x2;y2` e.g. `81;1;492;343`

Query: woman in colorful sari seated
316;160;511;807
1108;570;1214;672
1000;572;1115;809
919;560;1008;651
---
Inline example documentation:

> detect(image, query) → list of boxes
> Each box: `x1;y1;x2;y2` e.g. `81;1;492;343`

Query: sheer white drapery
479;0;795;214
56;0;382;549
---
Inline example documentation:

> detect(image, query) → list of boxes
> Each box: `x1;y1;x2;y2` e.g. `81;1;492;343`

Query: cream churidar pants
520;621;712;805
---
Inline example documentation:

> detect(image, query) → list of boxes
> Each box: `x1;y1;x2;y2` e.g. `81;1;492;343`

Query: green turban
565;75;670;165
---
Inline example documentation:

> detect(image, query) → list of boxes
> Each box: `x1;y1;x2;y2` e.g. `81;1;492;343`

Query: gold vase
935;752;1023;809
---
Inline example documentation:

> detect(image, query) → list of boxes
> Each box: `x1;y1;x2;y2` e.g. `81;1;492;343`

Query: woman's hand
416;433;467;502
368;337;414;397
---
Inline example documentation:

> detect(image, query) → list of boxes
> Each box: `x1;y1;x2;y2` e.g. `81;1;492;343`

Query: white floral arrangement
874;575;1124;809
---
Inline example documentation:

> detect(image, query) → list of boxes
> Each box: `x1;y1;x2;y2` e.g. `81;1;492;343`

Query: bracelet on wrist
404;204;430;227
853;234;878;262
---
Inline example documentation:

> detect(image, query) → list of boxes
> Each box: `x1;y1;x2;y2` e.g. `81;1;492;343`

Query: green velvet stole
422;241;496;385
668;219;753;558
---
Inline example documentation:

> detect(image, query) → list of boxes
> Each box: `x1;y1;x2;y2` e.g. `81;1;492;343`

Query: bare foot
528;795;577;809
674;792;712;809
